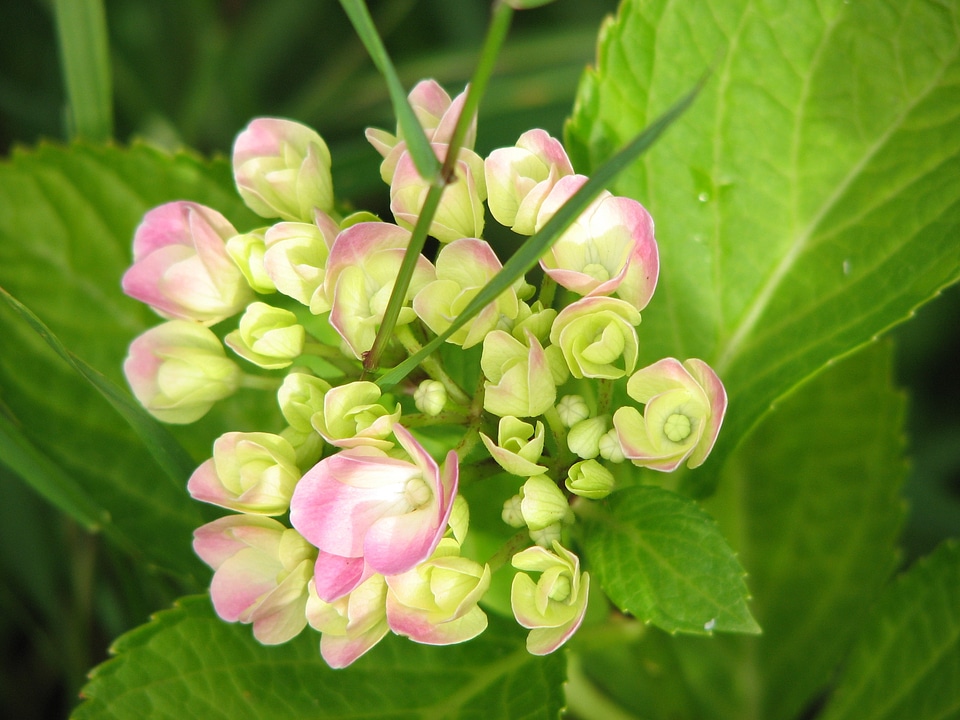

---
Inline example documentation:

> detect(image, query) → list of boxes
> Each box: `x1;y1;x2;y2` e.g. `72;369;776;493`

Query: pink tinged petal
192;515;284;569
409;79;453;128
209;547;280;622
682;359;727;468
516;129;574;174
525;574;590;656
387;598;488;646
250;559;312;644
365;127;397;160
186;458;229;507
433;87;472;147
626;357;694;403
364;509;444;576
312;552;370;603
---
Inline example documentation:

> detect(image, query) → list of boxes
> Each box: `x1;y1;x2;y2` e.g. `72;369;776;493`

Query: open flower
188;431;301;515
324;221;435;358
306;574;389;669
194;515;316;645
413;238;518;347
366;79;475;184
121;201;254;325
537;176;658;311
485;129;573;235
123;320;242;424
310;380;401;451
290;426;458;602
479;416;547;477
233;118;334;222
613;358;727;471
511;541;589;655
386;538;490;645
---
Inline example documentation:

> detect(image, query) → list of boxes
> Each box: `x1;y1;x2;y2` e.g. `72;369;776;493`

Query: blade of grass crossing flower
338;0;440;182
376;77;705;389
53;0;113;141
363;2;515;373
0;286;196;487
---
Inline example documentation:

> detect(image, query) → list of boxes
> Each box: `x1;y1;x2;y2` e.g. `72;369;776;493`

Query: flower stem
485;530;530;573
538;273;557;309
394;325;471;406
239;373;283;391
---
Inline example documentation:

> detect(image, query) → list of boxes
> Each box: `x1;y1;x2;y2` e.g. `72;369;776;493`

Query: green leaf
53;0;113;141
73;595;567;720
0;142;267;580
578;485;759;636
572;340;909;720
820;540;960;720
566;0;960;494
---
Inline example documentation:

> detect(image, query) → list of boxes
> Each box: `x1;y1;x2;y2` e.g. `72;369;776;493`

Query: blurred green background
0;1;956;718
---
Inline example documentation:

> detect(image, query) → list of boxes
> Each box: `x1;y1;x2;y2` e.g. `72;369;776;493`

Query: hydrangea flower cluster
121;80;727;668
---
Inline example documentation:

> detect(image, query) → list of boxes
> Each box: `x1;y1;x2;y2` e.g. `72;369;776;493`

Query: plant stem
394;325;471;405
239;373;284;391
538;274;557;309
54;0;113;141
485;530;530;572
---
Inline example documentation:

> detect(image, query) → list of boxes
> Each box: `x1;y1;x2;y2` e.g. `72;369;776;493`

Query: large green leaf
0;142;271;580
578;485;759;636
566;0;960;493
574;340;907;720
820;540;960;720
73;595;566;720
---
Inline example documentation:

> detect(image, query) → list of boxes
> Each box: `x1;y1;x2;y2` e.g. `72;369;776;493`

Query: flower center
663;413;692;443
404;476;433;510
547;574;571;603
582;262;611;283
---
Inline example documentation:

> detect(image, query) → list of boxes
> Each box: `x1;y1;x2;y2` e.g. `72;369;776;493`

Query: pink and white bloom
306;574;389;669
537;175;659;312
194;515;315;645
413;238;519;347
391;144;486;243
386;538;490;646
121;201;254;325
233;118;334;222
310;380;401;451
485;129;574;235
123;319;241;424
511;541;590;655
324;221;435;358
613;358;727;471
366;79;476;184
263;211;339;313
187;431;301;515
290;425;458;602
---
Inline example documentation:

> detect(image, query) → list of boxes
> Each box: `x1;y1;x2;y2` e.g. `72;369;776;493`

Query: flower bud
277;372;332;433
225;229;275;294
510;301;557;345
613;358;727;471
310;380;401;450
567;415;610;460
556;395;590;428
598;428;626;463
391;145;486;243
480;416;547;477
306;574;389;669
413;238;518;347
233;118;334;222
121;201;254;325
193;516;315;645
511;541;589;655
414;379;447;416
225;302;305;369
520;475;572;531
502;495;525;528
485;129;573;235
566;459;615;499
123;320;241;424
481;329;557;418
262;211;338;312
188;431;301;515
529;523;563;548
386;539;490;646
550;296;641;380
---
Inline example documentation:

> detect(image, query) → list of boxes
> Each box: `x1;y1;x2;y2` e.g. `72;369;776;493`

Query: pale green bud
480;416;547;477
520;475;572;531
556;395;590;428
502;495;526;528
566;459;615;499
550;296;641;379
481;329;557;418
529;523;563;548
567;415;610;460
225;302;305;369
226;229;276;294
262;214;337;313
598;428;626;463
414;379;447;416
311;380;400;450
511;301;557;345
278;372;331;433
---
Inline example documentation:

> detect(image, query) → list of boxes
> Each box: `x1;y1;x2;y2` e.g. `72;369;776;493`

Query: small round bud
598;428;626;463
520;475;572;531
529;523;563;548
566;459;615;499
556;395;590;428
502;495;525;528
567;415;610;460
414;380;447;416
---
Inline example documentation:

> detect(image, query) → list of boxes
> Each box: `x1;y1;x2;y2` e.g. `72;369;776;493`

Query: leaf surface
566;0;960;493
73;595;566;720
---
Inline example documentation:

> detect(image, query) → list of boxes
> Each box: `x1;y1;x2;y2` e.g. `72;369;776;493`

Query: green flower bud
520;475;572;531
529;522;563;548
262;213;337;313
502;494;525;528
311;380;400;450
566;459;615;499
225;302;305;369
598;428;626;463
480;416;547;477
481;329;557;418
226;229;276;294
511;301;557;345
549;296;641;379
414;379;447;416
556;395;590;428
567;415;610;460
278;372;331;433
